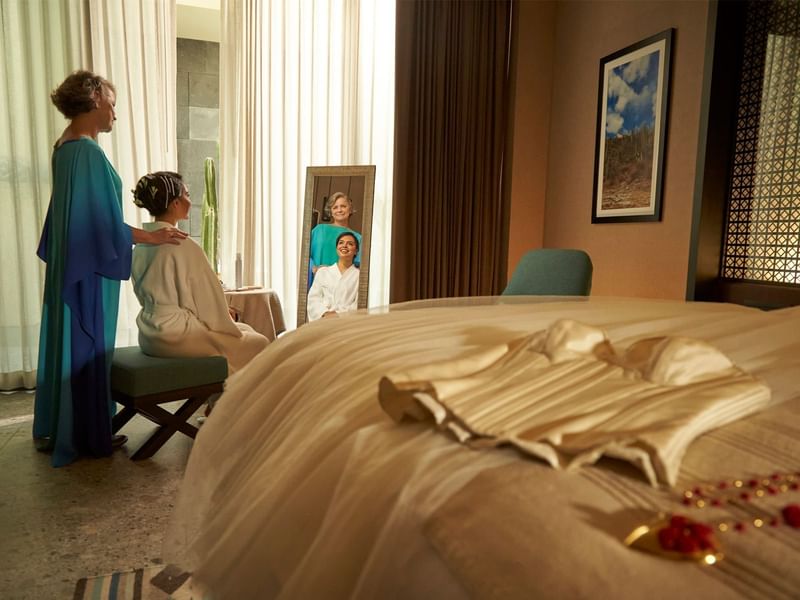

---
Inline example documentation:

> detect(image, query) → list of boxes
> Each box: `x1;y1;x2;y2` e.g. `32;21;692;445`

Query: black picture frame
591;29;674;223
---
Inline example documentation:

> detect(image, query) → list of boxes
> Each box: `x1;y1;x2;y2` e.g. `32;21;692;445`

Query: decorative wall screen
721;0;800;285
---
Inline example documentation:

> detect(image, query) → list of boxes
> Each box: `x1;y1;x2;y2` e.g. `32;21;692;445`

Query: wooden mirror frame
297;165;376;326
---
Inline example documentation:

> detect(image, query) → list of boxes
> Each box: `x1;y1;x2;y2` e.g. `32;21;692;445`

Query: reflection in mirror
297;165;376;326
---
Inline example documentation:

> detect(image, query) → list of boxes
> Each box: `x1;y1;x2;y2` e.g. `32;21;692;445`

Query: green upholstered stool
503;249;593;296
110;347;228;460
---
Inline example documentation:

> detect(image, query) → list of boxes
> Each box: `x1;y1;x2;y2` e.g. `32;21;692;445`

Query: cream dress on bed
131;222;268;373
379;318;770;486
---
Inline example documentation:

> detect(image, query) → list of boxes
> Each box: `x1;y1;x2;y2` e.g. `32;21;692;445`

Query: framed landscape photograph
591;29;674;223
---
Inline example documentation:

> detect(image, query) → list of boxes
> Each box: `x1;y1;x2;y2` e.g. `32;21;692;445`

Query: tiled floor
0;391;196;599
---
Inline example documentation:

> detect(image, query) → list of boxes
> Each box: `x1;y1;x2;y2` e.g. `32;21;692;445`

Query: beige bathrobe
131;222;268;373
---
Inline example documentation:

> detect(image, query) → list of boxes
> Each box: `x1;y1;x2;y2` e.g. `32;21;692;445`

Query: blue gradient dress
34;137;132;467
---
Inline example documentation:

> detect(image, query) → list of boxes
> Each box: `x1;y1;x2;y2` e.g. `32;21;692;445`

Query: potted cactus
200;157;219;273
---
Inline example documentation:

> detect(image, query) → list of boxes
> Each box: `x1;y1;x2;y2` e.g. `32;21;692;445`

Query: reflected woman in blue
34;71;187;466
308;192;361;289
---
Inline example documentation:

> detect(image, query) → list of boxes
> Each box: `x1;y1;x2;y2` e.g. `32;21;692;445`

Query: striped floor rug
73;564;206;600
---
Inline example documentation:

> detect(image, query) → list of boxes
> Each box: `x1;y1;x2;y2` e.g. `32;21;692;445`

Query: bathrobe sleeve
307;266;336;321
177;240;242;337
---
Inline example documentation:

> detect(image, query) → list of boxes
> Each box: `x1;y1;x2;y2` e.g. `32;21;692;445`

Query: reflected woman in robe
307;232;360;320
308;192;361;289
131;172;268;373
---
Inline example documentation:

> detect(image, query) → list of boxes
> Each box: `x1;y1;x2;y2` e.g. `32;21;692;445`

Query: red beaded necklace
625;470;800;563
679;471;800;532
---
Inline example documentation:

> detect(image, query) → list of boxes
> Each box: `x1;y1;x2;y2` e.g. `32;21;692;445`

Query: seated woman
307;232;360;321
131;171;268;373
308;192;361;288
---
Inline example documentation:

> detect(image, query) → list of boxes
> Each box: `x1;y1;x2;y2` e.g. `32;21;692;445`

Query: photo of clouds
600;48;661;210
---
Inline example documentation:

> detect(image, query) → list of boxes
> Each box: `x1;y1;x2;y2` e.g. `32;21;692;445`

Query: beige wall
507;1;556;279
508;0;711;299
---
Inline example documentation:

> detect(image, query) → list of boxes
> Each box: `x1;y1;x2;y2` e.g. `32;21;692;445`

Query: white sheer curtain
0;0;175;390
219;0;395;325
84;0;178;346
0;0;86;389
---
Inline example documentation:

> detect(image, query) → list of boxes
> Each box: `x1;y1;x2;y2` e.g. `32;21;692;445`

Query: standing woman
308;192;362;288
34;70;187;467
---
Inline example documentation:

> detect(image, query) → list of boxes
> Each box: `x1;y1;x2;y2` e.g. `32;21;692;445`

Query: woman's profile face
330;196;352;224
175;185;192;220
93;86;117;133
336;235;358;261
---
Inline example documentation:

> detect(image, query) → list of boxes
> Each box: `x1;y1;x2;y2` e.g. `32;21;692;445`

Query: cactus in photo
201;157;219;272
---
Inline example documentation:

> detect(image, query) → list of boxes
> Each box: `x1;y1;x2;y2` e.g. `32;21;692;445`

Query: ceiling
176;0;220;42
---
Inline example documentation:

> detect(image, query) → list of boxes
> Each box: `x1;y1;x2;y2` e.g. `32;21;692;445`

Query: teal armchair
503;249;593;296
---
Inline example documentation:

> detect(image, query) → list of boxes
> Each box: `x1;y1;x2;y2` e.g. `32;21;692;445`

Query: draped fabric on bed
166;298;800;599
379;318;771;486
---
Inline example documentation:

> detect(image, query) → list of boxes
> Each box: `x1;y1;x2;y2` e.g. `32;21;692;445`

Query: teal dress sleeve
37;140;132;286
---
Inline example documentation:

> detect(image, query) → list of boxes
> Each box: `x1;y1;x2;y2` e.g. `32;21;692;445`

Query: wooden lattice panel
721;0;800;285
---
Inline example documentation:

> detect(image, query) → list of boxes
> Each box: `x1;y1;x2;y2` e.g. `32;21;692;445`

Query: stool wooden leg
137;398;204;438
130;395;207;460
112;406;137;434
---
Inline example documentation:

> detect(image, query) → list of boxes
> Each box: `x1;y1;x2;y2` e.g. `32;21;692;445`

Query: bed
166;296;800;599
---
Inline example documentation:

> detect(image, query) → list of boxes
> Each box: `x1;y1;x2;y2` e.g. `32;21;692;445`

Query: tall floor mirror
297;165;376;326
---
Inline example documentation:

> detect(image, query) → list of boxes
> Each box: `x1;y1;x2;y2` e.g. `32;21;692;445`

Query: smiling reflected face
330;196;353;227
336;234;358;264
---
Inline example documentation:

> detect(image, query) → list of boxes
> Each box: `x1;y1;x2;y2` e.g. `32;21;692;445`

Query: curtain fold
0;0;176;389
219;0;395;324
85;0;177;346
0;0;86;389
391;0;514;302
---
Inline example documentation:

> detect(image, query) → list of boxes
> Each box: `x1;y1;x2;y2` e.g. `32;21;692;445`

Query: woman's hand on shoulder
130;225;188;245
148;227;188;245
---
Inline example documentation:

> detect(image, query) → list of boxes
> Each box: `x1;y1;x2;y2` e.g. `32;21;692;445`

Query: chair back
503;249;593;296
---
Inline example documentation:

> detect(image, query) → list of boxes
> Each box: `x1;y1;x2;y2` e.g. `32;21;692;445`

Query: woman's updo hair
133;171;184;217
50;70;116;119
336;230;359;251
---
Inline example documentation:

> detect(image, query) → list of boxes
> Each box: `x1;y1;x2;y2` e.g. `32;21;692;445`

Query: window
690;0;800;308
721;3;800;285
